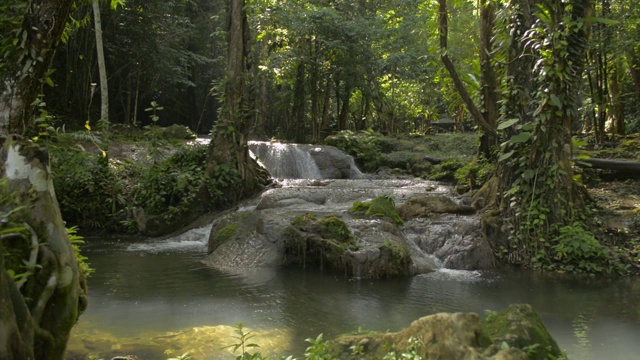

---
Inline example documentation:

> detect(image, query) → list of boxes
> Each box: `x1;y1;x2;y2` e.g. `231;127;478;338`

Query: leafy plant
304;334;331;360
223;323;265;360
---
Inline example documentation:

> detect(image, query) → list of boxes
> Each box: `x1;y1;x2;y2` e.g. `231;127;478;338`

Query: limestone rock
326;304;560;360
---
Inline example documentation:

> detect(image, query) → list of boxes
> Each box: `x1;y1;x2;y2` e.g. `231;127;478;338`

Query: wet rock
309;144;362;179
326;304;560;360
483;304;561;360
397;194;476;219
404;216;496;270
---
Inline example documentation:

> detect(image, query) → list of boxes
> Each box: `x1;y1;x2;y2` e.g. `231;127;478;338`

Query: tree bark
92;0;109;124
1;136;85;359
437;0;496;138
0;0;75;136
203;0;268;205
478;0;499;157
495;0;592;266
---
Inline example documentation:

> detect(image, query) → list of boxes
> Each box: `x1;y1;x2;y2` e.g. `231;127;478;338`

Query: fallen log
574;158;640;173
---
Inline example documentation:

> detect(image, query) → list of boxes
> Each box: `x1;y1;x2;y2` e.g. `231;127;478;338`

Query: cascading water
70;143;640;360
248;141;363;179
249;141;322;179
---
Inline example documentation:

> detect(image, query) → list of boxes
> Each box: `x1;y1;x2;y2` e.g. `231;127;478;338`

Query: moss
316;216;356;245
378;240;411;276
349;201;370;212
352;195;403;225
291;213;316;227
482;304;561;360
215;222;239;244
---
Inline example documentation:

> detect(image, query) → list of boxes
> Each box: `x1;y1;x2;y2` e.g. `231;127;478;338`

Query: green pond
68;229;640;360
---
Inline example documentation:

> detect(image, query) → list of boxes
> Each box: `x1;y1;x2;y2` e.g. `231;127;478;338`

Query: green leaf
549;94;562;109
498;150;514;162
497;119;519;130
523;169;536;180
509;132;532;143
585;17;619;25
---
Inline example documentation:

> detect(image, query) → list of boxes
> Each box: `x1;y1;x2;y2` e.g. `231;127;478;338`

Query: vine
495;0;624;274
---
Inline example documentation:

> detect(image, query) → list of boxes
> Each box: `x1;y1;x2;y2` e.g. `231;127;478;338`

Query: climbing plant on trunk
0;0;75;136
494;0;616;272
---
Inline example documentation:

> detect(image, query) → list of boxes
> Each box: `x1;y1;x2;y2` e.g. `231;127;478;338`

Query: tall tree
202;0;268;204
437;0;496;150
494;0;594;268
92;0;109;124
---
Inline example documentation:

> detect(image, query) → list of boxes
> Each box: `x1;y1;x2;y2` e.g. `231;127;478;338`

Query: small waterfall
126;225;211;253
249;141;322;179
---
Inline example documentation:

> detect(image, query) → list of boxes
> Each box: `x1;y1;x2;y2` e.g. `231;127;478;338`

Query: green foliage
303;334;331;360
382;336;423;360
132;143;213;218
548;223;621;274
223;323;265;360
67;226;93;279
50;143;124;230
453;158;494;193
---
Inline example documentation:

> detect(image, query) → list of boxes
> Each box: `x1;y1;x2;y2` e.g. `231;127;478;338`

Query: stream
67;142;640;359
68;232;640;359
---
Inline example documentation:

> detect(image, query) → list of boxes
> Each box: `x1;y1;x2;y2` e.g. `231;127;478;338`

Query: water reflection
69;238;640;360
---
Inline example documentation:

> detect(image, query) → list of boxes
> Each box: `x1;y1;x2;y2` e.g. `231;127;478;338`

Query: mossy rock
397;195;475;220
291;213;317;227
429;158;468;182
483;304;561;360
214;222;239;244
378;240;411;277
315;216;356;244
350;195;403;225
326;304;559;360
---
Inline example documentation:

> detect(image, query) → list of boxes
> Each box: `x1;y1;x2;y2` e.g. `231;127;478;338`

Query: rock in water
325;304;561;360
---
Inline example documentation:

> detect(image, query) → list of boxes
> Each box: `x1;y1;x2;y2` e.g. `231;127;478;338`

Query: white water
126;225;211;253
249;141;322;179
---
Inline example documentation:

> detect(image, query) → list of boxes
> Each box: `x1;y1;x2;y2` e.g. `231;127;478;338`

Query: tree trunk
437;0;496;138
627;52;640;102
0;0;75;136
478;0;499;158
608;62;624;135
495;0;592;267
1;136;86;359
92;0;109;124
202;0;268;205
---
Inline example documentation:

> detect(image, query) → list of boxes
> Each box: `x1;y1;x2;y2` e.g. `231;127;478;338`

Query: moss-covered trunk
0;136;85;359
495;0;593;267
0;0;75;136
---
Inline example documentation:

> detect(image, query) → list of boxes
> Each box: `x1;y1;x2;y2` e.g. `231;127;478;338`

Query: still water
68;228;640;360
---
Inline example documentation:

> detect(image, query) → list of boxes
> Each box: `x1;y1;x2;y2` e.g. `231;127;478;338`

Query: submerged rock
326;304;561;360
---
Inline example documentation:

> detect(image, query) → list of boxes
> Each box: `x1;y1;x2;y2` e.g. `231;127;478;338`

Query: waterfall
248;141;363;179
249;141;322;179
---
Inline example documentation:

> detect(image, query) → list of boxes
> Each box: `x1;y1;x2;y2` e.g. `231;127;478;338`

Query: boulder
326;304;561;360
308;144;362;179
205;209;421;279
397;194;475;219
159;124;196;140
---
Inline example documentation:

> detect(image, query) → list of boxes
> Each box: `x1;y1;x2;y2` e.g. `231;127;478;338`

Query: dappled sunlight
68;323;294;360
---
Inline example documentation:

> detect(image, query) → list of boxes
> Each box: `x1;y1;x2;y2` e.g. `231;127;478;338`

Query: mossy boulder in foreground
326;304;562;360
